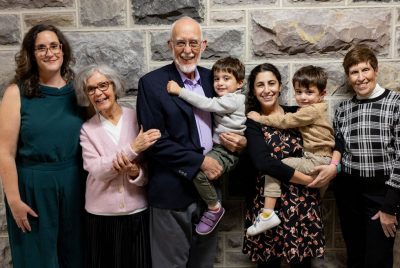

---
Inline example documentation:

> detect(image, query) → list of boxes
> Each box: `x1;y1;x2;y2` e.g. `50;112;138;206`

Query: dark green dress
6;82;85;268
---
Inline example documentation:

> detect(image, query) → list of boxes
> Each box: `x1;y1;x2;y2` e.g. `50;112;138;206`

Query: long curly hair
13;24;75;97
246;63;282;114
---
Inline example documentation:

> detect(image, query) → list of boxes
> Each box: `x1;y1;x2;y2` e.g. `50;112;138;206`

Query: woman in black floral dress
242;63;325;267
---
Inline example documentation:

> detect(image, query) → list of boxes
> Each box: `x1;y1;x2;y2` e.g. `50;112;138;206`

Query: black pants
257;257;311;268
333;172;395;268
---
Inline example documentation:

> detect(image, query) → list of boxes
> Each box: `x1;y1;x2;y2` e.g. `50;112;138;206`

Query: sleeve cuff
127;168;147;186
121;143;138;161
381;187;400;215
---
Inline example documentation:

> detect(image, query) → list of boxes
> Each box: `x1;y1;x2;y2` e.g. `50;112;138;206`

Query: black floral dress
242;123;325;264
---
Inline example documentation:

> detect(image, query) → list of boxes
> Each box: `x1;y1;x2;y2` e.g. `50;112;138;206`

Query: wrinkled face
213;71;243;97
253;71;281;112
294;83;325;107
86;71;116;113
169;18;206;78
34;30;64;75
347;61;378;98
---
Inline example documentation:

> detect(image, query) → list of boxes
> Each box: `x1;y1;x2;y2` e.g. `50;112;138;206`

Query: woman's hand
371;211;398;238
113;153;140;178
308;164;337;188
219;132;247;153
127;162;140;178
131;127;161;153
9;199;38;233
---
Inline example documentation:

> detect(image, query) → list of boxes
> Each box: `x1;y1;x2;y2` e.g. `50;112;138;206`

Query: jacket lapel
198;67;214;98
167;63;204;149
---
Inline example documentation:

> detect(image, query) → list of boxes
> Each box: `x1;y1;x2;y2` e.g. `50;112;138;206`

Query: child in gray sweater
167;57;246;235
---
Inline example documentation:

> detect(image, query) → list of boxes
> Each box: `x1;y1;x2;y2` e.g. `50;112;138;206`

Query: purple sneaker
195;207;225;235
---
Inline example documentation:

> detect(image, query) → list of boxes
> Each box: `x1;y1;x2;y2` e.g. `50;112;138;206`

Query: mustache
180;52;195;60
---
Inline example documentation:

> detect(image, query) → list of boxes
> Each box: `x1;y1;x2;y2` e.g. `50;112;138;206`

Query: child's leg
193;172;219;210
196;144;238;209
194;145;238;235
246;176;281;236
193;172;225;235
282;153;331;197
263;175;281;211
282;153;330;175
211;144;239;174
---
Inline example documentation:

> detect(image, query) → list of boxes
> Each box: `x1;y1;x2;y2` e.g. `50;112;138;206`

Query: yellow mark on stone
289;22;325;44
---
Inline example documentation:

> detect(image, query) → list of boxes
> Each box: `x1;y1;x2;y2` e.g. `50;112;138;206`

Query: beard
172;50;202;75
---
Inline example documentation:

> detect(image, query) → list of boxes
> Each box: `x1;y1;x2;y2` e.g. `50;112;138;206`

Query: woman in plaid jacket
327;45;400;268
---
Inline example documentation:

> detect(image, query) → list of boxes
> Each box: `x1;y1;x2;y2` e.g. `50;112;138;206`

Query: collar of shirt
177;67;202;88
356;83;385;100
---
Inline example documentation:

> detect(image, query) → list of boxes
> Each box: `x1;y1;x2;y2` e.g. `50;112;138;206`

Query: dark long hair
13;24;75;97
246;63;282;114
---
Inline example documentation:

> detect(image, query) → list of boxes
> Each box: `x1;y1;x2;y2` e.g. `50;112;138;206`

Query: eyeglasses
34;43;62;57
86;81;112;95
170;39;203;50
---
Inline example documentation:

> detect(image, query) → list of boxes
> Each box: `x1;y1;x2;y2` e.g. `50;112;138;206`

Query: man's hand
200;156;222;180
219;132;247;153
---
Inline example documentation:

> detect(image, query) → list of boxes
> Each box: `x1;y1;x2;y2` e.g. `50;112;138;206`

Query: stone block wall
1;0;400;267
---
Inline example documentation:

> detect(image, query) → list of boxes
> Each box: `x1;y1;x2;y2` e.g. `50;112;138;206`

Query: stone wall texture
1;0;400;267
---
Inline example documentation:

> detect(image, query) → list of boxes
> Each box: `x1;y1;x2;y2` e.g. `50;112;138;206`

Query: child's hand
247;111;261;121
167;80;181;95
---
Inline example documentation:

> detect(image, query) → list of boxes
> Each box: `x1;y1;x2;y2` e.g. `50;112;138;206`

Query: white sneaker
246;210;281;236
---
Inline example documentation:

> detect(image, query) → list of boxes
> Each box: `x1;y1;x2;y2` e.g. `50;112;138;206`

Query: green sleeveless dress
6;82;85;268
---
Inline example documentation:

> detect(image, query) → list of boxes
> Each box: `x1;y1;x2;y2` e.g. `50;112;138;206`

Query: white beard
172;50;202;75
174;60;197;74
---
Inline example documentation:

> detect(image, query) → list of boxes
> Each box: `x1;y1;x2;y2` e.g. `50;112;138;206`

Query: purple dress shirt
178;68;213;154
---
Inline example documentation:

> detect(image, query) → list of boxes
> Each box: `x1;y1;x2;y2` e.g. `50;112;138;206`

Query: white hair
169;16;203;41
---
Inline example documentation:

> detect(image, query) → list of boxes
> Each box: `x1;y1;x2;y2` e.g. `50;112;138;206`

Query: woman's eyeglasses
86;81;112;95
34;43;62;57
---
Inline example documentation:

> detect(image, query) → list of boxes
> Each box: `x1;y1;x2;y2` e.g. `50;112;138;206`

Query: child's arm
167;80;182;95
256;104;321;129
166;80;243;114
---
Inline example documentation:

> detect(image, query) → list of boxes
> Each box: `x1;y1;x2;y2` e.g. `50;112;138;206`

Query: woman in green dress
0;24;85;267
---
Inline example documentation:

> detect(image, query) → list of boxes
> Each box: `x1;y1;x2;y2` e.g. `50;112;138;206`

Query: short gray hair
169;16;203;41
74;63;125;106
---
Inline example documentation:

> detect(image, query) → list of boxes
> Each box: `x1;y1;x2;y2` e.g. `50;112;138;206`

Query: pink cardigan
80;107;147;215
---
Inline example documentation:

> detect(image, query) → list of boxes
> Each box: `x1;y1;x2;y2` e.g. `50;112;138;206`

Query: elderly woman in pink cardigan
74;64;160;268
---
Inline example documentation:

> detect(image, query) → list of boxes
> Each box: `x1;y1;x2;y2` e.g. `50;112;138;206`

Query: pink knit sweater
80;107;147;215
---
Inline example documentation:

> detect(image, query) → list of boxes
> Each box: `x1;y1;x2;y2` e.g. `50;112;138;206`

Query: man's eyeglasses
170;39;203;50
34;43;62;57
86;81;112;95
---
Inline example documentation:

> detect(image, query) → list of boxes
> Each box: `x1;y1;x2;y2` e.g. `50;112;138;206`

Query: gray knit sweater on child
179;89;246;144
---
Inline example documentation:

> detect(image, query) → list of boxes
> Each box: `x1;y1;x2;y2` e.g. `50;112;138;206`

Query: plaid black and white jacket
334;88;400;190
